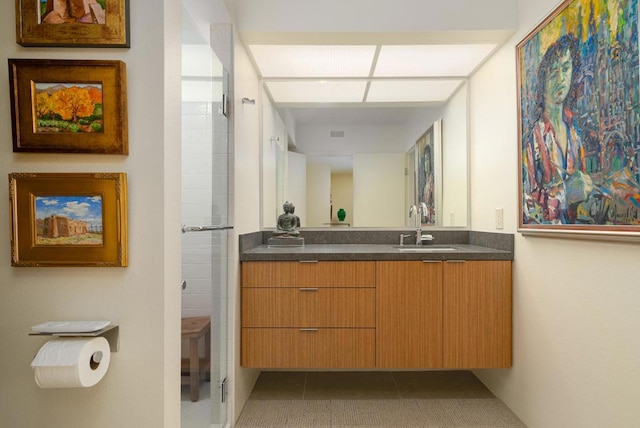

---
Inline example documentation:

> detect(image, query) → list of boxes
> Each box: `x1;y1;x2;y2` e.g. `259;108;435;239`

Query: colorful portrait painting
417;126;436;225
35;195;103;246
517;0;640;233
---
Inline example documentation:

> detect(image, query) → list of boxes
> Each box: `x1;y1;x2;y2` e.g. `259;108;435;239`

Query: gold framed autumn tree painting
9;59;128;154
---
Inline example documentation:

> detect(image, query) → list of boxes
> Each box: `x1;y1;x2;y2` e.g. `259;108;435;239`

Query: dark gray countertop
240;243;513;261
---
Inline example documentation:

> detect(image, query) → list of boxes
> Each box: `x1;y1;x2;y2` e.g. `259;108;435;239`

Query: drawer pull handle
299;288;319;291
299;328;319;332
447;260;466;263
421;260;441;264
299;260;319;263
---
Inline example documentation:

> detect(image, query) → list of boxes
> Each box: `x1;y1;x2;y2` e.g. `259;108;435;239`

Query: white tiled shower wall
181;43;229;319
182;99;214;318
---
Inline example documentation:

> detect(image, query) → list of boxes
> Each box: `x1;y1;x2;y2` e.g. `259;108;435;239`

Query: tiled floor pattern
235;371;526;428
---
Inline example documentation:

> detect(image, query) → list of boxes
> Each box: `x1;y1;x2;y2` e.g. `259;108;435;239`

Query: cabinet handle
447;260;466;263
421;260;441;263
299;328;319;332
299;260;318;263
299;288;319;291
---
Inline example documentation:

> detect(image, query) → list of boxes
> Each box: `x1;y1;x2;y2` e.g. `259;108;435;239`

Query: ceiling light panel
249;45;376;77
374;44;497;77
366;80;463;103
266;80;368;103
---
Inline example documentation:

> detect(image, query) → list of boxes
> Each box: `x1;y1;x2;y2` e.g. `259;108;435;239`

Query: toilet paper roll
31;337;111;388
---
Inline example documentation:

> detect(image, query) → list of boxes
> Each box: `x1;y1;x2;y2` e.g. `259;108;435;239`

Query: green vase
337;208;346;221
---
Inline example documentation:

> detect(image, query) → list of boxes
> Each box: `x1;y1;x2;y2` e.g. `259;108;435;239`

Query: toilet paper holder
30;325;119;352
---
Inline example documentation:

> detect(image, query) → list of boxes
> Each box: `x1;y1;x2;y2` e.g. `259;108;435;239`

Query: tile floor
181;383;212;428
235;371;526;428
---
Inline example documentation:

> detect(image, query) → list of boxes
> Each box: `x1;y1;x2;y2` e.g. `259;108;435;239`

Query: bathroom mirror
261;81;469;229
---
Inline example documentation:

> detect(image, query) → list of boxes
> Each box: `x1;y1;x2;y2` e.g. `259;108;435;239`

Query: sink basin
393;245;457;252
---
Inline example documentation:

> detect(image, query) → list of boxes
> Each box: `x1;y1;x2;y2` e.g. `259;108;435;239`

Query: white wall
287;152;307;226
296;124;406;155
280;108;297;147
440;83;468;227
0;1;182;427
261;89;284;228
306;162;331;226
469;1;640;427
353;153;405;227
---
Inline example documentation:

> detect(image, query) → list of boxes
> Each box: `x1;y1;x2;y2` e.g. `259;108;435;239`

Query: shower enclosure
181;33;231;428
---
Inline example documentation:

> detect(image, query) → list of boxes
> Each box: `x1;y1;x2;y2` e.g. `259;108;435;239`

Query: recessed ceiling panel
266;80;368;103
249;45;376;77
374;44;497;77
366;80;463;103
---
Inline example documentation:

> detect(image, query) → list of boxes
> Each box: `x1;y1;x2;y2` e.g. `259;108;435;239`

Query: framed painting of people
415;119;442;226
15;0;130;47
517;0;640;236
9;173;128;267
9;59;128;154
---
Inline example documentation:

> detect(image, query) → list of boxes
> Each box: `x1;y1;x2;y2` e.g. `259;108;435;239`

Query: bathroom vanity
239;231;513;370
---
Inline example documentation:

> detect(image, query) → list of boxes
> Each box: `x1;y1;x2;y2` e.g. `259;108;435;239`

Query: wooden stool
181;316;211;402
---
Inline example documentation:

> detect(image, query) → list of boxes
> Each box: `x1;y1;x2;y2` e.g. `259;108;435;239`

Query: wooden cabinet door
241;260;377;368
443;260;512;368
376;261;443;368
242;288;375;327
241;261;319;287
242;328;375;368
241;261;375;287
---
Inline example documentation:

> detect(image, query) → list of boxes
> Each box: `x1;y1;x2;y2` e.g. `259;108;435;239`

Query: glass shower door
181;42;230;428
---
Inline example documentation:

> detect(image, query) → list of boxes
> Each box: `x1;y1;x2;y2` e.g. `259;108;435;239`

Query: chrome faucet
409;203;433;245
408;205;417;219
408;204;422;245
399;234;411;246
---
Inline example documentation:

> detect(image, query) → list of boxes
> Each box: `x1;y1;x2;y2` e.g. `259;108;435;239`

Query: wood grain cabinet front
241;261;376;368
376;260;512;369
443;260;512;368
376;261;443;369
241;328;375;369
242;287;375;328
241;259;512;369
241;260;375;288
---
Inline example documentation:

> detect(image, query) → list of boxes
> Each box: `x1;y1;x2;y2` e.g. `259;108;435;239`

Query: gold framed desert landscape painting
9;172;128;267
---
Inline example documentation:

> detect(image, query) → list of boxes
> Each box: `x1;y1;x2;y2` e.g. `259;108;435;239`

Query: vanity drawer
241;261;375;288
241;328;375;368
242;288;375;328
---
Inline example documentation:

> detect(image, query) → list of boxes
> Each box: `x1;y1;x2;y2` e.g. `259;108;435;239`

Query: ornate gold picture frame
15;0;130;47
9;59;128;154
9;173;128;267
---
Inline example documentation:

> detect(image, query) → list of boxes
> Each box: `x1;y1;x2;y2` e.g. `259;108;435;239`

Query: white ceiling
289;107;420;125
249;43;497;106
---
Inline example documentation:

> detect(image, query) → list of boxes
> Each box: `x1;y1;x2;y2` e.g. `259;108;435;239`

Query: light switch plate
495;208;504;230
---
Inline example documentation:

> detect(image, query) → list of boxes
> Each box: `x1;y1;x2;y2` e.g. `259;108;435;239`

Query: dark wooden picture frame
9;172;128;267
9;59;128;154
15;0;130;47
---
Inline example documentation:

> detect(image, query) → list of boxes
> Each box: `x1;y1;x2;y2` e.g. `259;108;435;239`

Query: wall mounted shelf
29;325;120;352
